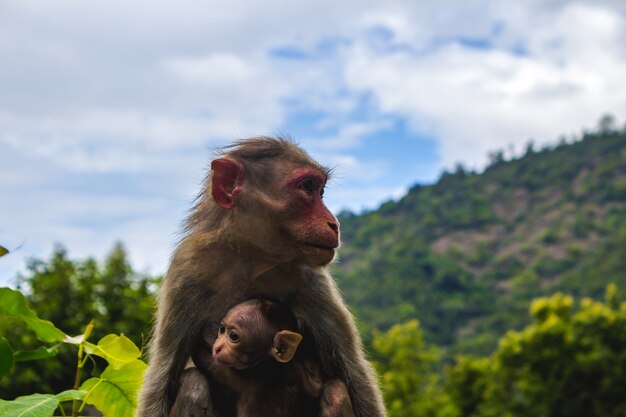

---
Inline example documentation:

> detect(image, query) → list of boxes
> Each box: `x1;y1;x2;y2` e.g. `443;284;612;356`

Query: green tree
0;244;157;399
372;320;458;417
597;114;616;134
446;356;491;417
94;242;156;344
447;285;626;417
25;245;94;334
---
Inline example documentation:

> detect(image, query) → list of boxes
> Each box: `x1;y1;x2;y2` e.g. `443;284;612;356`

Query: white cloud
302;119;394;152
344;2;626;169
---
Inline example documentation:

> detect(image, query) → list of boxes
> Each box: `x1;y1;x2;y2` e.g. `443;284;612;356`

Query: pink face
212;320;253;370
282;168;340;265
211;157;340;266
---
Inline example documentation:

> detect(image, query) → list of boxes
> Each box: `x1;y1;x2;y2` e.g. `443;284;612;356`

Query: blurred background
1;1;626;416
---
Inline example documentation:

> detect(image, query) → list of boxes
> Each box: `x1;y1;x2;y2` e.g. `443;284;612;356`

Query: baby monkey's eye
218;324;226;334
229;331;240;343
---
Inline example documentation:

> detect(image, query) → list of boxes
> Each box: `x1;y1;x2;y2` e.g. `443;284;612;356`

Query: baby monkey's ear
271;330;303;363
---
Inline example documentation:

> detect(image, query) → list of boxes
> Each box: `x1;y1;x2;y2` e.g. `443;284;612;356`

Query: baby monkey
192;298;355;417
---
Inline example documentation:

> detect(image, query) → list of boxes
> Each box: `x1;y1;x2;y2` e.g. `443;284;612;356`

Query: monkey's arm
294;268;387;417
136;238;241;417
292;357;323;398
136;277;217;417
320;379;356;417
169;368;213;417
135;284;202;417
293;360;355;417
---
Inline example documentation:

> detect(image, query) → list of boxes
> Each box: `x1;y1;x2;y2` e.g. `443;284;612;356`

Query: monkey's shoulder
166;235;248;281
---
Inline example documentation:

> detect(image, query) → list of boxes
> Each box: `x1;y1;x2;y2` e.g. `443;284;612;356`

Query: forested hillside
334;125;626;356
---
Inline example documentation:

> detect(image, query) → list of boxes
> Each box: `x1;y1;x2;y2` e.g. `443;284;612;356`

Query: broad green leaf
0;245;8;257
80;359;147;417
0;389;85;417
0;288;66;343
14;346;59;362
84;334;141;369
0;336;13;377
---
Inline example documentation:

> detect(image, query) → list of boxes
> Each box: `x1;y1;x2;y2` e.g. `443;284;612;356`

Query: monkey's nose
328;222;339;234
213;345;222;356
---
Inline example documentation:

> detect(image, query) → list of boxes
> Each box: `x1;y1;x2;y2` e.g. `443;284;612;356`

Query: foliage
372;286;626;417
0;243;157;400
371;320;458;417
80;358;146;417
0;287;146;417
0;288;65;344
334;122;626;356
0;390;86;417
445;285;626;417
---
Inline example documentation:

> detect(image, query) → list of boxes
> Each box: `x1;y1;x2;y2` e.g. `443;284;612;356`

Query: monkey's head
205;137;340;266
212;299;303;370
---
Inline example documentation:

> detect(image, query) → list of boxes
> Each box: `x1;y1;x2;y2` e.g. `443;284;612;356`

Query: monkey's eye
302;179;316;194
320;186;325;198
218;324;226;334
229;330;240;343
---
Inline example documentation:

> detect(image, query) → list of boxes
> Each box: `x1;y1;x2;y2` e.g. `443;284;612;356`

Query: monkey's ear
271;330;302;363
211;157;244;209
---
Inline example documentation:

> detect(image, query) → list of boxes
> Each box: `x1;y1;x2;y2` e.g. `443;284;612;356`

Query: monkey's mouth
303;244;337;265
214;356;247;370
304;237;339;250
304;244;337;257
306;243;336;250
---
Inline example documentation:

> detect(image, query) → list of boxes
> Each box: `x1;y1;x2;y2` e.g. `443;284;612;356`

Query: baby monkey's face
212;300;302;370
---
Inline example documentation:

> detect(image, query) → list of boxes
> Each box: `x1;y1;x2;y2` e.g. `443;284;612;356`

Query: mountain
332;127;626;356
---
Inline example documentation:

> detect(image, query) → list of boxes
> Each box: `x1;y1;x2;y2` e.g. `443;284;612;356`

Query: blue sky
1;0;625;283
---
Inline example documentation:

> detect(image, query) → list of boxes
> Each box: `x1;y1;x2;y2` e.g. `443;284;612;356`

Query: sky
1;0;625;284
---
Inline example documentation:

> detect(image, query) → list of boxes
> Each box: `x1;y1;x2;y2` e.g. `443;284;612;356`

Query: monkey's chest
236;380;319;417
227;362;319;417
240;276;301;307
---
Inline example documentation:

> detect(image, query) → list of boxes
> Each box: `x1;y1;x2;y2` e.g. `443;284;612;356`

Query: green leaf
0;245;8;257
14;346;59;363
0;336;14;377
0;288;66;343
84;334;142;369
80;359;147;417
0;389;85;417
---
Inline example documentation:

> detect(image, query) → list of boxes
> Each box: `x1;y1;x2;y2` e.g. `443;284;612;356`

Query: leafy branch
0;287;146;417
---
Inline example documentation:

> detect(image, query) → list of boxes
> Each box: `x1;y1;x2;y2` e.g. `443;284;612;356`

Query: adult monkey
136;137;386;417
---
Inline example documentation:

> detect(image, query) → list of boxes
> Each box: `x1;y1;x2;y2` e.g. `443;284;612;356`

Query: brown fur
136;136;385;417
